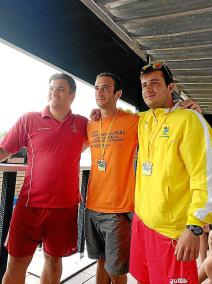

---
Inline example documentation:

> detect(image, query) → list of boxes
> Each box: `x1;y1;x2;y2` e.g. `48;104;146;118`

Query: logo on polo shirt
71;124;79;133
170;278;188;284
160;126;169;138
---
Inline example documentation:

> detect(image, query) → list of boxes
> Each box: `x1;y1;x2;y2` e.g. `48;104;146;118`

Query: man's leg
85;210;130;284
40;206;78;284
129;215;150;284
109;272;127;284
2;255;33;284
96;258;111;284
103;213;130;284
96;258;127;284
85;210;110;284
4;205;45;283
40;253;62;284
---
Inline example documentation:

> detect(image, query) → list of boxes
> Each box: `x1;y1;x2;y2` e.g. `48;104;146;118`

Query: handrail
0;166;19;282
0;163;27;172
0;163;90;282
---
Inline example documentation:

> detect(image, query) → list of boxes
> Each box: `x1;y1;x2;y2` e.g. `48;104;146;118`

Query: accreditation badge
142;161;153;176
98;160;106;172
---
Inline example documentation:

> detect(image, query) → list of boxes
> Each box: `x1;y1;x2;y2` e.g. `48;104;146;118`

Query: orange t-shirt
86;111;139;213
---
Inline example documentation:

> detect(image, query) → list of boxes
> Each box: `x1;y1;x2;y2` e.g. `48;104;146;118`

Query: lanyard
99;110;118;160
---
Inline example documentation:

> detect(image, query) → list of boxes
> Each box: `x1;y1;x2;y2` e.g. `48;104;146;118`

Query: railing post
78;170;90;256
0;171;17;282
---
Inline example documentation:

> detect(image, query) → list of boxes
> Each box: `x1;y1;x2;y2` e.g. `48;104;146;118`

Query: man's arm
0;114;29;161
0;147;11;162
174;112;212;261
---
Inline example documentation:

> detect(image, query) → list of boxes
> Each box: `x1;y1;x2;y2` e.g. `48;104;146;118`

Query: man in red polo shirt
0;73;88;284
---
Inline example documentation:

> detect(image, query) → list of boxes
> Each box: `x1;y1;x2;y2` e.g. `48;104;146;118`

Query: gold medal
98;160;106;172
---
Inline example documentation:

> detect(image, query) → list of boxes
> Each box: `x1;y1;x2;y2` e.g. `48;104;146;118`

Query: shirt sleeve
180;110;212;225
0;114;29;154
82;116;88;143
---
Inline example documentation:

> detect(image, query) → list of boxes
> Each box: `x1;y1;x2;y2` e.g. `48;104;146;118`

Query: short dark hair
140;63;173;86
96;72;122;93
49;73;76;93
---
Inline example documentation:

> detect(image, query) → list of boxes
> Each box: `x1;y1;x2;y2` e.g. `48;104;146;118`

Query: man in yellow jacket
129;62;212;284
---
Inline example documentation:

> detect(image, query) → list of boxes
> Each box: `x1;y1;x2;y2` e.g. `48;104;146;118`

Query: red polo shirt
0;107;88;208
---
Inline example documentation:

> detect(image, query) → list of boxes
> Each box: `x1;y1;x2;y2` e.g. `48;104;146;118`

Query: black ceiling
0;0;145;110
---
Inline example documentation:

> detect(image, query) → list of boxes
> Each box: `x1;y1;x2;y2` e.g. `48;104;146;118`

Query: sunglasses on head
141;62;173;82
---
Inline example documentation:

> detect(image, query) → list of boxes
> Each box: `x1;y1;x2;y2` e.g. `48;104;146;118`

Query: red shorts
5;203;78;257
129;214;198;284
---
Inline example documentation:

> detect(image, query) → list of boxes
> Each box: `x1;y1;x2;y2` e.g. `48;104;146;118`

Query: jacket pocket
158;186;173;222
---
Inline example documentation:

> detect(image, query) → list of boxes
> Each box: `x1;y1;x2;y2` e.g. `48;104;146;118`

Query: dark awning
0;0;146;110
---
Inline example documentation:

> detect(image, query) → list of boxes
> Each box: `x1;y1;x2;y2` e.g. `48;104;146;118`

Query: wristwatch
186;225;203;236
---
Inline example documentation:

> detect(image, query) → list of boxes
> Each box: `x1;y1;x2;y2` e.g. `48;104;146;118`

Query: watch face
187;225;203;236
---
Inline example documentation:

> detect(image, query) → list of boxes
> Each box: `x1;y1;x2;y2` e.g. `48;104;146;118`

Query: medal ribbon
99;110;118;160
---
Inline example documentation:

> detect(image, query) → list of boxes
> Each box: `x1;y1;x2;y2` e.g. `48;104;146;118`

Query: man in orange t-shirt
85;72;138;284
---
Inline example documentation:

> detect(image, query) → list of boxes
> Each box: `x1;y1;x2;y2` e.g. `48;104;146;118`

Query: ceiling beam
80;0;147;62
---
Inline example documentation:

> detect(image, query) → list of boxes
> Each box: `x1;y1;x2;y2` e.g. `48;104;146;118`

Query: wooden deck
25;263;137;284
25;258;210;284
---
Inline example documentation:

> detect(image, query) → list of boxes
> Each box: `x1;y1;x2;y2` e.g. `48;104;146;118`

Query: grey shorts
85;209;132;275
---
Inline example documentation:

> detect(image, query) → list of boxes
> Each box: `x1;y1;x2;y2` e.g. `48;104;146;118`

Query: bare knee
40;254;62;284
6;255;32;272
97;258;127;284
2;255;33;284
44;254;62;269
110;273;127;284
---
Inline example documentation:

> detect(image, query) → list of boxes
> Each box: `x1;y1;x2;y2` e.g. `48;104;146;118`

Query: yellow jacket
135;106;212;239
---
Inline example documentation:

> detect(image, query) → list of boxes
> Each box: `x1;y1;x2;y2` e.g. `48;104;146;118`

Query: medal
142;161;153;176
98;160;106;172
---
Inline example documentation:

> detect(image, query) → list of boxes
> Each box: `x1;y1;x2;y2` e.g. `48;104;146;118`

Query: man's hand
90;108;101;121
203;224;210;233
174;229;200;261
0;147;10;162
180;99;203;114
